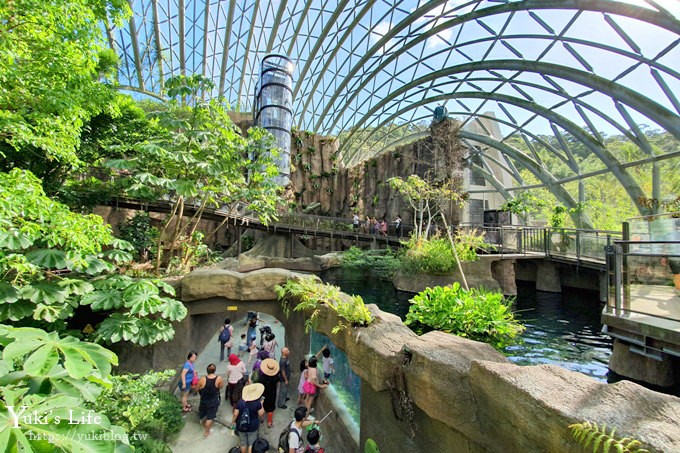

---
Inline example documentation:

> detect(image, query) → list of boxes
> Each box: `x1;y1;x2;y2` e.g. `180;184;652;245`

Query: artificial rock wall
288;120;465;225
310;299;680;453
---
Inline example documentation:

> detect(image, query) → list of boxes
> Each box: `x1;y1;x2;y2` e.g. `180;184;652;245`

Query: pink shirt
227;361;246;384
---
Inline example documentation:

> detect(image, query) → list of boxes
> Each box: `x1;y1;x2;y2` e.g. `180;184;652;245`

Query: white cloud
369;21;397;54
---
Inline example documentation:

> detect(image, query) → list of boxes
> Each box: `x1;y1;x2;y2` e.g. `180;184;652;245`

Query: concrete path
170;313;302;452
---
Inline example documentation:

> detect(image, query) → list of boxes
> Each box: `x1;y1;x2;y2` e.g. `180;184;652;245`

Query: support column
535;260;561;293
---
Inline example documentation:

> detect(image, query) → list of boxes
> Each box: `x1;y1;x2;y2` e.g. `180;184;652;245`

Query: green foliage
275;278;373;334
454;228;494;261
568;421;649;453
405;283;524;349
0;325;131;452
0;0;130;190
341;246;402;280
106;75;282;274
0;168;187;346
500;191;548;224
365;438;381;453
119;212;159;261
400;235;457;275
88;370;183;451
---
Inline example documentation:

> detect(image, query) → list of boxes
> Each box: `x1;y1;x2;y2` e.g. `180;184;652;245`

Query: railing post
544;228;549;257
621;222;630;309
614;243;623;316
576;230;581;262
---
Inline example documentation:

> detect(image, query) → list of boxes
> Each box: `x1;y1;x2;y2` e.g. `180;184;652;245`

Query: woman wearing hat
227;353;248;407
232;383;265;453
258;357;280;428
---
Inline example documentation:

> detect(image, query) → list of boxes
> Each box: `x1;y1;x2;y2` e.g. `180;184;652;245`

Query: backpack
304;447;324;453
236;403;251;432
219;325;232;342
277;425;300;453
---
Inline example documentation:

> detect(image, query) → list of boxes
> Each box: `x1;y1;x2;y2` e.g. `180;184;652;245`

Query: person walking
178;351;198;413
259;358;280;428
219;318;234;362
227;353;248;407
197;363;223;437
352;213;360;230
276;347;291;409
287;406;318;453
394;215;402;237
231;383;265;453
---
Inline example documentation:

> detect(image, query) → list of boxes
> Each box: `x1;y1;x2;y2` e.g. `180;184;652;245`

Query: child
305;428;324;453
238;334;247;357
297;359;308;405
321;348;334;383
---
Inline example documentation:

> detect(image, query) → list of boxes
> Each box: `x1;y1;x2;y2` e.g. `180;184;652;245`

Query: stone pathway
170;313;300;452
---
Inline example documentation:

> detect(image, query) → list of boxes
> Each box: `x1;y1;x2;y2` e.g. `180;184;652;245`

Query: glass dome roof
108;0;680;215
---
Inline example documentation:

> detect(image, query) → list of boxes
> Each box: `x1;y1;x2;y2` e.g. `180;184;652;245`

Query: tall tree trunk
440;214;469;291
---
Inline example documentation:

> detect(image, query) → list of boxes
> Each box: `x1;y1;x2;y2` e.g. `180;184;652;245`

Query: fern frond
568;421;648;453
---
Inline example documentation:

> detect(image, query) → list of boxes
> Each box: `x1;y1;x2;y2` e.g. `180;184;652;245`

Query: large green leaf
96;314;140;343
0;300;35;321
159;298;187;321
0;229;34;250
132;318;163;346
81;290;124;311
0;281;20;303
33;303;74;323
122;279;159;308
58;278;94;296
154;279;177;297
110;238;135;252
25;249;68;269
23;345;60;375
173;179;199;197
128;295;164;316
20;282;69;305
102;248;133;264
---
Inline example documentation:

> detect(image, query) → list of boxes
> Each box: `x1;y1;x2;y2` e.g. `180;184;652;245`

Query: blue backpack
219;325;232;342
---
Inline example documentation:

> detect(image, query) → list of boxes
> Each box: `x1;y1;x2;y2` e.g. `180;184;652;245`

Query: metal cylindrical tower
255;54;294;186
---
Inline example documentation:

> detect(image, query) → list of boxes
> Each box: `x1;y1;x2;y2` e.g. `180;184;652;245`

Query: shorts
199;403;218;420
303;380;316;395
324;372;331;380
238;429;259;447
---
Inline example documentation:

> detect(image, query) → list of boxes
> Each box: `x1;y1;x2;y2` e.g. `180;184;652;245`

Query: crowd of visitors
178;313;331;452
355;214;403;237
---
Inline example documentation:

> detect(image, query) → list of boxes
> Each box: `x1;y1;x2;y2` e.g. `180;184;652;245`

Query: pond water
320;268;612;381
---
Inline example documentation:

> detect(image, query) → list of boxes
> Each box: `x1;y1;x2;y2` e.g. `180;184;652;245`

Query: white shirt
288;421;303;452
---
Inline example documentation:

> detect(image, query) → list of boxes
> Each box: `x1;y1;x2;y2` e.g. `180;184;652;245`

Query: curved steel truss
108;0;680;216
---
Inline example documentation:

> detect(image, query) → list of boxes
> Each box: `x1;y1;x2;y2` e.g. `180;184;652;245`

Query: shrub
119;211;158;261
405;283;524;349
341;246;401;279
400;235;456;274
454;228;494;261
276;278;373;334
89;370;182;451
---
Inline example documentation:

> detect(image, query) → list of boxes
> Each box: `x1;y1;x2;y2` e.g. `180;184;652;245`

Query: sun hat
260;358;280;376
241;383;265;401
228;354;240;365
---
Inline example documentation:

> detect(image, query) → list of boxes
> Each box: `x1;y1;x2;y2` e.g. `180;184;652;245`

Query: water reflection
320;268;612;382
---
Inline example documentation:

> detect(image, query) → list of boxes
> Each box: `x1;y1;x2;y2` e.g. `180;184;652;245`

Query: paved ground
170;312;301;452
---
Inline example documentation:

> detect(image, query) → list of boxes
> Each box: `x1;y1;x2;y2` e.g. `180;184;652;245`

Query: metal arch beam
310;0;450;132
116;85;167;101
151;0;165;92
237;0;261;105
341;61;680;148
460;131;593;229
266;0;289;53
296;0;376;127
292;0;351;100
468;163;513;203
462;139;523;184
201;0;211;77
347;97;586;173
126;7;145;90
342;91;649;217
316;0;680;133
334;31;675;144
218;0;237;98
178;0;185;76
285;1;314;57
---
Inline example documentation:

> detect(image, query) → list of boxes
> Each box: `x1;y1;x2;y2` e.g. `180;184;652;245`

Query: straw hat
260;358;280;376
241;383;265;402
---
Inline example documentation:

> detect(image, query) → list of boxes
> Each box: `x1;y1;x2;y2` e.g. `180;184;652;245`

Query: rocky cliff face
288;119;467;226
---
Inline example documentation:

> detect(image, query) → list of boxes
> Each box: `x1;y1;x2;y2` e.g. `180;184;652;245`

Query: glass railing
606;240;680;322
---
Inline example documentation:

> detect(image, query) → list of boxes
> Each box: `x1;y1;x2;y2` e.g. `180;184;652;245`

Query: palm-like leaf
0;229;34;250
80;289;124;311
25;249;68;269
96;314;140;343
20;282;69;305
